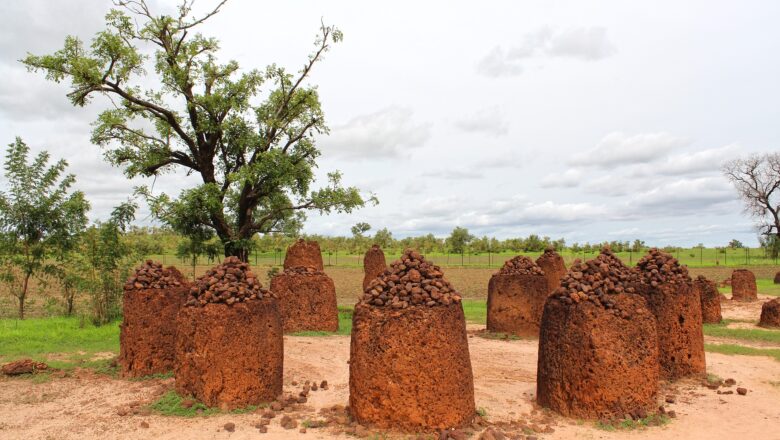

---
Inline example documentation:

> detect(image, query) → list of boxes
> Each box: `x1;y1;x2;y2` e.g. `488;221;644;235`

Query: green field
150;246;780;270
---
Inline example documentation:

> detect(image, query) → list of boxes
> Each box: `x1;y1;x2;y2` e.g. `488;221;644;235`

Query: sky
1;0;779;247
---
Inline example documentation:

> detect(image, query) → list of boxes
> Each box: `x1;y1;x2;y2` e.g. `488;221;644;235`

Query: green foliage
23;1;374;259
447;227;474;254
0;138;90;319
729;239;744;249
79;201;144;325
351;222;371;238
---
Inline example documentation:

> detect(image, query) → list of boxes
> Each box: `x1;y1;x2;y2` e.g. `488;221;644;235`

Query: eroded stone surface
349;303;475;430
174;299;283;409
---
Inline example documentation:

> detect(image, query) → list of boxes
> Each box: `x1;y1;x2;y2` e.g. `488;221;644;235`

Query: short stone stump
119;284;189;378
536;294;660;420
731;269;757;301
349;303;475;431
174;299;283;409
486;273;549;336
536;249;567;293
362;245;387;291
271;270;339;333
759;298;780;328
694;275;722;324
284;239;324;271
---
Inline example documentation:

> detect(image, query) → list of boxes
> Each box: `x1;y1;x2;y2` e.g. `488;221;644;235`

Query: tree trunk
224;241;249;262
18;272;31;320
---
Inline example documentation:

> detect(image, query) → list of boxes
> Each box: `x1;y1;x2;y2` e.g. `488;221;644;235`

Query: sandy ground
1;299;779;439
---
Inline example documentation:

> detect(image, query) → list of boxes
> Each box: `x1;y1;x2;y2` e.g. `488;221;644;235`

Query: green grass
0;316;120;371
703;320;780;344
705;343;780;361
149;391;220;417
756;279;780;296
462;299;486;324
595;414;670;431
289;306;354;336
149;390;262;417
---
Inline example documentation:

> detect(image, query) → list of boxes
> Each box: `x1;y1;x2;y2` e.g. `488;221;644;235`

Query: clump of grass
149;391;219;417
596;414;670;431
476;331;522;341
129;371;174;381
476;407;488;418
706;373;723;384
149;390;261;417
705;343;780;361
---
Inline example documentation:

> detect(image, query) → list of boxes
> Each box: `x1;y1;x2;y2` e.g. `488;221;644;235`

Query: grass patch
0;318;121;373
0;316;119;360
289;306;353;336
129;371;174;381
462;299;486;324
706;373;723;384
149;390;260;417
476;331;523;341
596;414;670;431
476;407;488;418
149;391;220;417
756;279;780;297
705;343;780;361
703;320;780;344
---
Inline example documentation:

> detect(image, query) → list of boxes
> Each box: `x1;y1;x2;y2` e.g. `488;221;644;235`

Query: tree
723;153;780;244
728;239;744;249
24;0;374;261
81;201;141;325
176;228;215;278
631;239;646;253
0;138;90;319
373;228;393;249
351;222;371;238
447;227;474;254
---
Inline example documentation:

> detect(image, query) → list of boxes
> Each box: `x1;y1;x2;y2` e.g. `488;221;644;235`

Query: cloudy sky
1;0;779;246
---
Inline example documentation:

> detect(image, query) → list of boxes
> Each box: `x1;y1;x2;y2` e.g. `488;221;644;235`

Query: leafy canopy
23;0;375;257
0;138;90;318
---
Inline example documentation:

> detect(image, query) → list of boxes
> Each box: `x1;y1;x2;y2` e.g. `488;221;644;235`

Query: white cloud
476;47;524;77
624;176;736;215
421;169;484;180
650;144;740;176
320;107;431;159
477;26;616;77
540;168;583;188
572;132;692;168
546;27;617;60
453;106;508;136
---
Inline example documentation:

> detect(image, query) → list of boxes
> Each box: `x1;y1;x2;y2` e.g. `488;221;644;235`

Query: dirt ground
1;297;779;440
